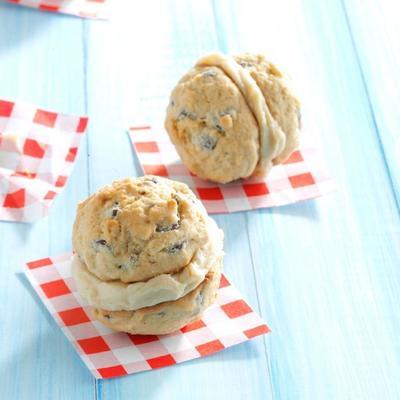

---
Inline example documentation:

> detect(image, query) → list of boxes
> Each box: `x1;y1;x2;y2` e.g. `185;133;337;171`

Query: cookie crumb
197;134;217;151
177;109;197;121
156;222;180;233
219;114;233;130
165;241;187;254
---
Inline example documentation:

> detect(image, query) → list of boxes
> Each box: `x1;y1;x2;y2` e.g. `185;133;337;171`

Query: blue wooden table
1;1;399;399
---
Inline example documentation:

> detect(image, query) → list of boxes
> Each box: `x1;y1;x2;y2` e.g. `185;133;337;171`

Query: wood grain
0;0;399;399
342;0;400;206
0;3;95;400
212;0;400;398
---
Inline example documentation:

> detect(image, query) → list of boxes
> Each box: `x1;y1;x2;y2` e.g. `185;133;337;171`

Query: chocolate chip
210;115;225;133
143;177;158;185
155;311;166;317
177;109;197;121
238;61;254;68
198;134;217;150
104;314;111;320
196;292;204;305
156;222;180;233
117;254;138;270
202;69;217;78
93;239;111;252
165;241;186;254
215;124;224;133
106;202;121;219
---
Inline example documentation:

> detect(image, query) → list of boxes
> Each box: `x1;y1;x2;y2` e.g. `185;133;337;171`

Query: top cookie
73;176;210;283
165;53;301;183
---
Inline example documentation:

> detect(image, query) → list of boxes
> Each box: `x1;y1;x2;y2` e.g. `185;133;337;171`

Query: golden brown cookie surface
72;176;224;335
165;53;301;183
73;176;211;283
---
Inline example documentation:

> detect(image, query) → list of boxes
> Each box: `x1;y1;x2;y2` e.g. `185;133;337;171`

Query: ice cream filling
196;53;287;175
72;219;223;311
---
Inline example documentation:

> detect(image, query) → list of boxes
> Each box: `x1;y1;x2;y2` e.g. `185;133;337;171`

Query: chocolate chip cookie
72;176;224;335
165;53;301;183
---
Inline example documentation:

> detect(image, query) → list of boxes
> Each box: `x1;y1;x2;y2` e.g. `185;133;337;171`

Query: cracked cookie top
72;176;210;283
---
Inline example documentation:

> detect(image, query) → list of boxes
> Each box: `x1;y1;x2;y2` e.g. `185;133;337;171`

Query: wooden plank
341;0;400;207
83;1;273;399
0;3;94;399
213;0;400;399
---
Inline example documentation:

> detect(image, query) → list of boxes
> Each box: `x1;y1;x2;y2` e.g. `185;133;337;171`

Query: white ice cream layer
72;219;223;311
196;53;286;174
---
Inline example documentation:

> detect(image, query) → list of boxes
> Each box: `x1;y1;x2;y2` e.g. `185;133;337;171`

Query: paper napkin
7;0;109;19
25;253;270;379
128;124;334;214
0;99;88;222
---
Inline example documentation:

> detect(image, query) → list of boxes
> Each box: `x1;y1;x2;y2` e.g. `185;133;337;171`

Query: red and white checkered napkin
7;0;109;19
0;99;88;222
128;125;335;213
24;253;270;379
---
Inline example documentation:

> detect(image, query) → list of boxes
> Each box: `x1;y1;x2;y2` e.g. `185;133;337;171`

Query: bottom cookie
92;257;222;335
